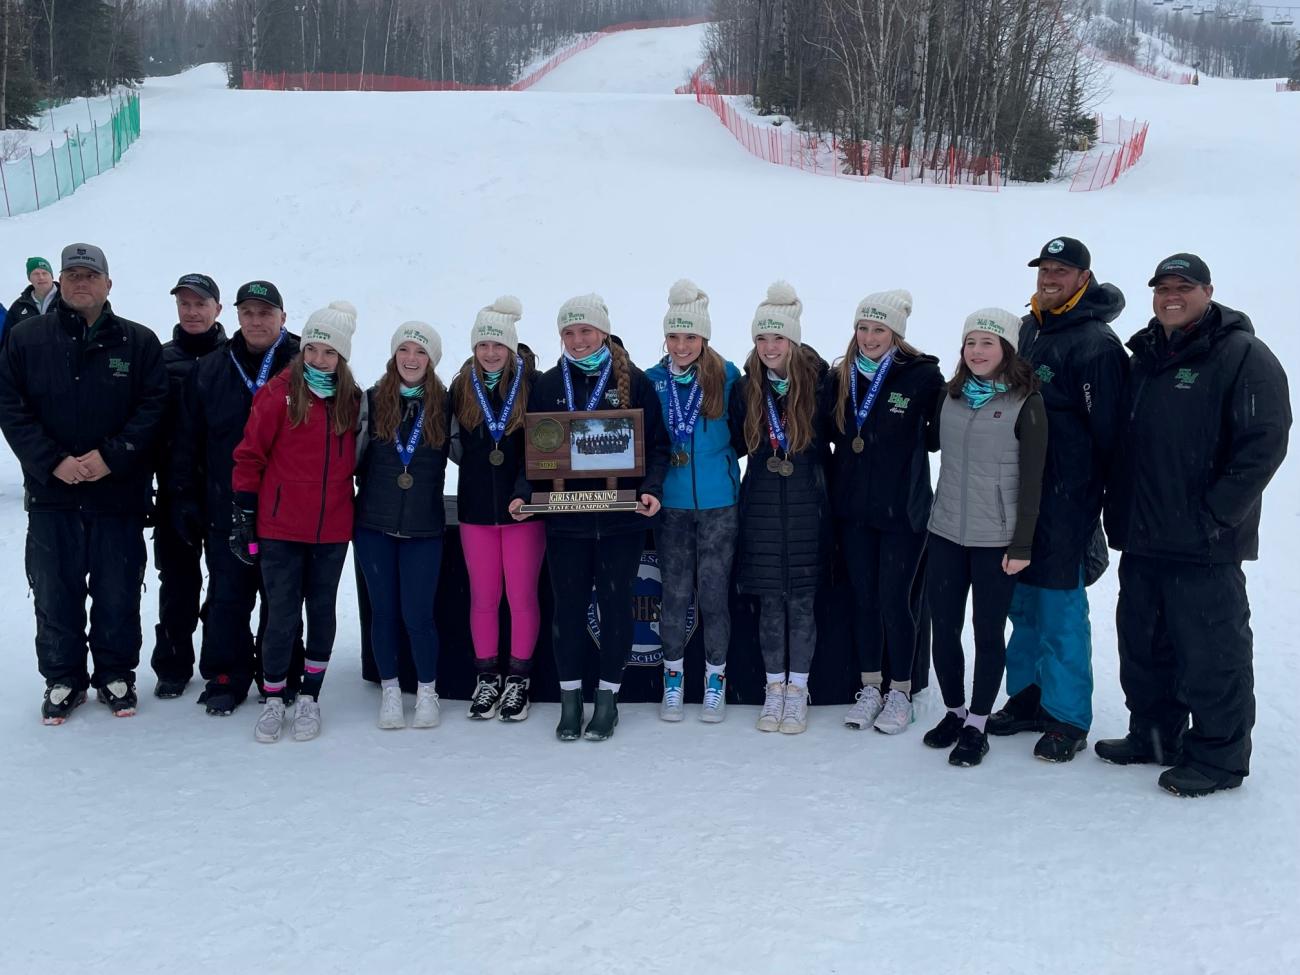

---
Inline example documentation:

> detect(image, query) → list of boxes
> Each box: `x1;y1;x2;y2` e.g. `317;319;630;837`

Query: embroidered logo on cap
1047;239;1065;254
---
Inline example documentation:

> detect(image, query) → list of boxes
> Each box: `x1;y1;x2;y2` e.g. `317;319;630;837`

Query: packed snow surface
1;28;1299;975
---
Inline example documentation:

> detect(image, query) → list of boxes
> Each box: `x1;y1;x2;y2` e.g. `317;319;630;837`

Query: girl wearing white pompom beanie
727;281;831;736
448;296;546;723
645;279;742;724
232;300;362;744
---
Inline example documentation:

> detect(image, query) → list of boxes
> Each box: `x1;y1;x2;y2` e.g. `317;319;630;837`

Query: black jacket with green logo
0;300;168;514
1017;279;1129;588
1104;303;1291;563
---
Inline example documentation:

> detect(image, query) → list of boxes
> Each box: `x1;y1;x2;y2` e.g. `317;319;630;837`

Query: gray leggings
759;592;817;676
655;505;738;667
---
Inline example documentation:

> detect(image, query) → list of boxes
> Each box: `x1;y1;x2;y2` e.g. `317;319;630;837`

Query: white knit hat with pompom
962;307;1022;353
470;295;522;353
662;279;711;340
301;300;358;360
751;281;803;345
390;320;442;368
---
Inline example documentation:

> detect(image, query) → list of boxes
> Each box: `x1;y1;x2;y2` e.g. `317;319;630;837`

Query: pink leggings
460;521;547;664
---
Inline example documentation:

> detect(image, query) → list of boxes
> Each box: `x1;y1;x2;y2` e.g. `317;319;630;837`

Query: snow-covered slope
0;34;1298;975
527;23;707;93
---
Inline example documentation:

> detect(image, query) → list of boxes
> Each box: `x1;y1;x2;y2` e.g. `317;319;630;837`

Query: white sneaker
412;685;440;728
844;685;884;729
874;689;914;735
292;696;321;741
700;671;726;723
254;698;286;743
660;668;685;722
378;686;405;729
756;681;785;732
778;683;809;734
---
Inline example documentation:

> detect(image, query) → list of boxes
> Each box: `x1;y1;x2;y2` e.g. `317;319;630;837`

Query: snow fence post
29;148;40;209
92;119;101;175
66;135;76;191
76;124;87;184
0;159;11;217
50;141;61;199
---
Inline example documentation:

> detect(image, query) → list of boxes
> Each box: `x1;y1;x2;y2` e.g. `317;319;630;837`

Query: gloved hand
171;500;205;549
229;503;259;566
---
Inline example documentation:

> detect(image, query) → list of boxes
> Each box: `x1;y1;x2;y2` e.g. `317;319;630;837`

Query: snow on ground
1;33;1299;975
527;23;706;93
2;89;128;152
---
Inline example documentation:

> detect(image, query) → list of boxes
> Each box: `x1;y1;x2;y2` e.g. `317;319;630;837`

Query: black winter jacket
1104;303;1290;563
729;370;832;597
155;322;228;501
170;329;300;533
450;369;539;525
2;284;58;342
1017;279;1129;588
0;300;167;514
822;352;944;534
521;357;670;538
355;389;449;537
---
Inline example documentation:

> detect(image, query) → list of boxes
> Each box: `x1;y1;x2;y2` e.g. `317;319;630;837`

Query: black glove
170;500;205;549
229;503;258;566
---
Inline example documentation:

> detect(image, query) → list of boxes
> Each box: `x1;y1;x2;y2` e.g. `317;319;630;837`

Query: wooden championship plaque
520;409;645;513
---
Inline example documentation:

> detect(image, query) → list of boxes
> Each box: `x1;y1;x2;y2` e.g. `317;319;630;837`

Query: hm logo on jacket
1175;368;1199;389
888;391;910;414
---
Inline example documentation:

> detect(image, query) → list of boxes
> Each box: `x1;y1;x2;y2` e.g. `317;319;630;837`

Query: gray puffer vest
928;391;1027;548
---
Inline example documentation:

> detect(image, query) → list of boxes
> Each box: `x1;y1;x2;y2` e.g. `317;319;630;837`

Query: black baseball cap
1028;237;1091;271
233;280;284;310
170;273;220;303
1147;253;1211;287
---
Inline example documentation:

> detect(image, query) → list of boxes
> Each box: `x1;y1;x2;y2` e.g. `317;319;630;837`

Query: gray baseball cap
61;243;109;275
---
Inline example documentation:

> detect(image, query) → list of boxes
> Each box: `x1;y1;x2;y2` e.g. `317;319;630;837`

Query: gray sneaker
844;685;884;729
756;682;785;732
292;696;321;741
873;689;914;735
700;671;726;723
254;698;286;743
778;684;809;734
660;667;685;722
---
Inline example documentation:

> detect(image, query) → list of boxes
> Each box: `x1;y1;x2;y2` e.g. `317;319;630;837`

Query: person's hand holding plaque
508;498;533;521
637;494;661;517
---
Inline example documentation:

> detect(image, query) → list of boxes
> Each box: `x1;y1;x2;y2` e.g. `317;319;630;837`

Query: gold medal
852;436;865;454
397;471;414;490
766;455;782;473
779;459;795;477
489;449;505;466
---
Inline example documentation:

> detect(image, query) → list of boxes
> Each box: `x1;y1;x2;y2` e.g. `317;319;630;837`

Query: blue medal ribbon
470;356;523;446
562;354;613;411
764;390;789;454
396;401;425;467
666;372;704;449
229;328;287;393
849;349;894;434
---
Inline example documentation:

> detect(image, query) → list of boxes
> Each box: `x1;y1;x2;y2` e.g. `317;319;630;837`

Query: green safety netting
0;91;141;218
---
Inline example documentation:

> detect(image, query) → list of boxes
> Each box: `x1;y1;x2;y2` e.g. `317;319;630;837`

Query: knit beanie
855;289;913;338
751;281;803;345
470;295;522;353
962;308;1021;353
557;293;611;334
301;300;358;360
662;279;711;340
391;320;442;368
27;257;52;277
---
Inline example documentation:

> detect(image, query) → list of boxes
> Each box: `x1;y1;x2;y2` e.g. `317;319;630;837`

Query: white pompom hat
962;308;1022;352
301;300;358;360
662;279;711;340
751;281;803;345
470;295;522;353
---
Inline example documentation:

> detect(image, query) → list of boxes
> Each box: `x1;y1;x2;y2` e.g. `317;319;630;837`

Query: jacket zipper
958;404;977;545
317;414;331;543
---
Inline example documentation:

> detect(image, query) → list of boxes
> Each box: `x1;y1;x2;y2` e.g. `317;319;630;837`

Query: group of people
0;237;1289;798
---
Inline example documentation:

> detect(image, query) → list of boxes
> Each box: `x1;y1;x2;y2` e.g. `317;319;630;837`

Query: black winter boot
1095;732;1182;767
556;689;584;742
1157;765;1242;798
948;725;989;767
1033;724;1088;763
583;689;619;741
988;684;1046;736
923;711;965;749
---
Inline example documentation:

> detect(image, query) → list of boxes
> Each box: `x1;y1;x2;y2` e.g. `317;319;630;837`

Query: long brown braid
452;354;529;435
372;358;448;448
742;344;818;455
608;339;632;406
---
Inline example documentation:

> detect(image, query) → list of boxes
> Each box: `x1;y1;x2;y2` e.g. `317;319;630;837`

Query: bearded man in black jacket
1099;253;1291;797
0;243;168;724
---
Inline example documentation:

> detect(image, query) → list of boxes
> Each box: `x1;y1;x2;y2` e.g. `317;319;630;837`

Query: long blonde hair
372;358;447;448
452;353;530;435
286;355;361;436
832;334;923;434
742;344;819;455
666;341;728;420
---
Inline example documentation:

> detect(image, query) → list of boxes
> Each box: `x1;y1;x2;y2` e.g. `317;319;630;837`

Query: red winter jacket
232;369;357;544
